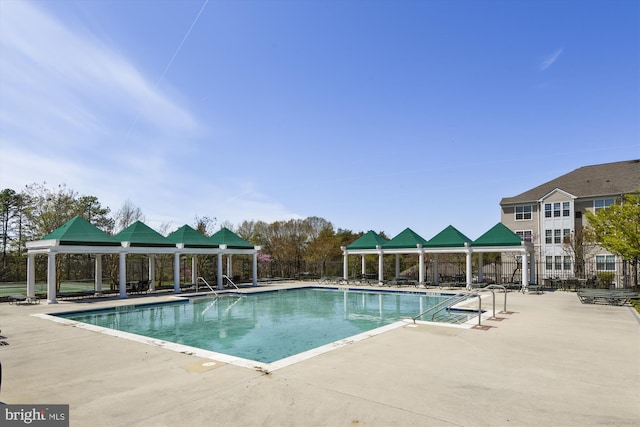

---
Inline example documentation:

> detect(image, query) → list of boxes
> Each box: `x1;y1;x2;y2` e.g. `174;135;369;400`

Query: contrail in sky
540;48;564;71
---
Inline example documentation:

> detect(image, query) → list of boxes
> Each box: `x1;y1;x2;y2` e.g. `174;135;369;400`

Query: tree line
0;182;367;283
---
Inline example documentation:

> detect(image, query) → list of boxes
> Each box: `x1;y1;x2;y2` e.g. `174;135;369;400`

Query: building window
553;202;561;217
545;230;552;244
562;202;570;217
544;203;552;218
546;256;553;270
596;255;616;271
594;199;614;211
554;229;561;244
516;230;532;242
515;205;532;221
554;256;562;270
563;229;571;244
563;256;572;271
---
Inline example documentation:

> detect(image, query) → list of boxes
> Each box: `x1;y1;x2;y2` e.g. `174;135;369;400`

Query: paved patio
0;284;638;426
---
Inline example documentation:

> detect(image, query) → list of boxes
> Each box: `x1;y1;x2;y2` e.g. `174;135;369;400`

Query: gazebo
25;216;260;303
341;223;535;289
342;230;388;281
113;220;177;297
209;227;258;289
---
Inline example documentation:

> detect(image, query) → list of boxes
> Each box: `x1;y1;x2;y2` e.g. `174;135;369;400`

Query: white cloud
540;48;564;71
0;1;197;191
0;1;301;230
0;1;199;136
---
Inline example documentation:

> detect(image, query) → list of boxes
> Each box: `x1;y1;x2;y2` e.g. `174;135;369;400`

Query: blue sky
1;0;638;239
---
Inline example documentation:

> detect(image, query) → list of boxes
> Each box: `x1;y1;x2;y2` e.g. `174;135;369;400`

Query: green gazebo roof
166;225;217;248
209;227;254;249
41;216;120;246
473;222;523;247
346;230;388;250
384;228;429;249
424;225;471;247
114;221;175;247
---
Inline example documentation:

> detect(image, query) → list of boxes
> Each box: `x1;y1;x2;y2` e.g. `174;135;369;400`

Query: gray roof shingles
500;159;640;204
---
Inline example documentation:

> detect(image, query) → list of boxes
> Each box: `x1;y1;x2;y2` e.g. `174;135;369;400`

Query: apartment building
499;159;640;284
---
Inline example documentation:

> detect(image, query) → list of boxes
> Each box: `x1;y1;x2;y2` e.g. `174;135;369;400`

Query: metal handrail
222;275;240;290
196;277;218;295
482;284;508;315
412;291;473;322
431;292;484;326
412;284;508;327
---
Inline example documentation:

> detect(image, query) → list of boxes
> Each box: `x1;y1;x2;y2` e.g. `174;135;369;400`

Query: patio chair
136;280;149;294
8;294;40;305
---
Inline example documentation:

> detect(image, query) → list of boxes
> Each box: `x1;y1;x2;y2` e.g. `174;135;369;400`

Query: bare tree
194;215;217;236
113;199;145;233
562;225;598;279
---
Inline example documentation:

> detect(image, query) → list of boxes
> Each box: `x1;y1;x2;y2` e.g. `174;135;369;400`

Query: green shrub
596;272;616;288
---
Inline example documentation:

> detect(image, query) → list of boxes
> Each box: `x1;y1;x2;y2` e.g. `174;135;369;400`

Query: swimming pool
53;287;471;369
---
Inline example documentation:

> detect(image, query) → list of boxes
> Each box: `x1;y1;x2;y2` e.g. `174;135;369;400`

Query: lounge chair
577;288;638;306
522;284;542;294
8;294;40;305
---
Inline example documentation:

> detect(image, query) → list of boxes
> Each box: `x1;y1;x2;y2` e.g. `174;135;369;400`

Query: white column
149;255;156;292
252;252;258;286
191;255;198;285
47;252;57;304
418;250;424;284
217;253;224;290
342;247;348;280
521;251;529;289
361;255;366;278
119;252;128;298
377;246;384;283
173;253;181;293
95;254;102;294
465;245;473;290
529;249;536;284
27;253;36;298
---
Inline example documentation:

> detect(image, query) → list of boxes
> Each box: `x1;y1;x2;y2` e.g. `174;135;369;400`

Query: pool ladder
196;277;218;296
222;275;239;290
195;276;239;293
412;285;507;327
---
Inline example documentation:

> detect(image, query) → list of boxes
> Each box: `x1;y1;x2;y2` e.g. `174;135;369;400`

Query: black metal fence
2;254;638;290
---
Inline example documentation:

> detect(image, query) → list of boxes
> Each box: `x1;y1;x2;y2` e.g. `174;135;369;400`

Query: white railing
196;277;218;295
222;275;239;290
412;284;508;327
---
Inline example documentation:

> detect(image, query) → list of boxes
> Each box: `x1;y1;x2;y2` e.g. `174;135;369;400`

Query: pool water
58;288;453;364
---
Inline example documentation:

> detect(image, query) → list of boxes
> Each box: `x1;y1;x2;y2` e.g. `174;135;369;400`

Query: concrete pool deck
0;283;638;426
